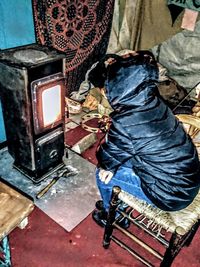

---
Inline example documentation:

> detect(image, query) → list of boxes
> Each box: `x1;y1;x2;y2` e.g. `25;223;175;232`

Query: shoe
92;209;107;227
95;200;104;211
92;209;130;229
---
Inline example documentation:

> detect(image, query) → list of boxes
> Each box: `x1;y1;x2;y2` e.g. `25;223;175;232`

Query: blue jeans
96;166;154;211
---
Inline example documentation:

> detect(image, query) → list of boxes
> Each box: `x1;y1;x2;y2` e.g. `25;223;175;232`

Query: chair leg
160;230;185;267
103;186;121;249
184;219;200;247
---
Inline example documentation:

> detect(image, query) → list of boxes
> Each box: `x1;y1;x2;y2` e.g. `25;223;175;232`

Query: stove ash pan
0;44;67;183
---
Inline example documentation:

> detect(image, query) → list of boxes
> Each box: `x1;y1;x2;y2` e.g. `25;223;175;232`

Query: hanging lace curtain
32;0;115;93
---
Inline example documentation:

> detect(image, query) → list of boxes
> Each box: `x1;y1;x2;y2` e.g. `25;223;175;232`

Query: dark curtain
32;0;115;94
131;0;183;51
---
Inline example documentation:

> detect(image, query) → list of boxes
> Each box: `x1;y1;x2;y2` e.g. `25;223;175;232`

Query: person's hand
99;168;113;184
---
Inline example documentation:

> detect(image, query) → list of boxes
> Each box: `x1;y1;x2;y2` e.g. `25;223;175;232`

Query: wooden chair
0;181;34;266
102;115;200;267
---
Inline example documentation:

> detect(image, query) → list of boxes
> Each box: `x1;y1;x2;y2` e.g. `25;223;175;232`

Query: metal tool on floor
36;166;78;199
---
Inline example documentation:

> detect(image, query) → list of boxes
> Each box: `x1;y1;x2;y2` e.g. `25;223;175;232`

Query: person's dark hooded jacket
92;52;200;212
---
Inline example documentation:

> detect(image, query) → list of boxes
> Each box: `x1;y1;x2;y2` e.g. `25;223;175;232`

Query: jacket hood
105;62;159;111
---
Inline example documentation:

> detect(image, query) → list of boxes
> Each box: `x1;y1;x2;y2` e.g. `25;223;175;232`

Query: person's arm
96;120;135;174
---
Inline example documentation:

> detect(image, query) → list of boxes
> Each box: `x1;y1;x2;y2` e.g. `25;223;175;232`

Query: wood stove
0;44;66;183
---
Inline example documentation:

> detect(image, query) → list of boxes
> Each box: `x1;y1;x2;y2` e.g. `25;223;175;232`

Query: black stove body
0;44;67;183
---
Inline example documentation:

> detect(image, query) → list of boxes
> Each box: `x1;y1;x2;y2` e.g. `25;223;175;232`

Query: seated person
88;51;200;227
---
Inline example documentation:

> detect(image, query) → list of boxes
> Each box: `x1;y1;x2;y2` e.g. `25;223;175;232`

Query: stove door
31;73;65;135
35;127;64;172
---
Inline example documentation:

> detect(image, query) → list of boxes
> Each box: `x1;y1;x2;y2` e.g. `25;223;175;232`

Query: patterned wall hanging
32;0;115;94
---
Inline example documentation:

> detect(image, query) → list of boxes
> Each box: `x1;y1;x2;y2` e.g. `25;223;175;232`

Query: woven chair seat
119;189;200;235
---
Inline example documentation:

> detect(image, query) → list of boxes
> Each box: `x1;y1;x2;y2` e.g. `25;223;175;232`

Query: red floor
9;123;200;267
9;206;200;267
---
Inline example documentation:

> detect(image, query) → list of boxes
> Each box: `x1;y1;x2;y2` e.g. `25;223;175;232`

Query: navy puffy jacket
96;56;200;211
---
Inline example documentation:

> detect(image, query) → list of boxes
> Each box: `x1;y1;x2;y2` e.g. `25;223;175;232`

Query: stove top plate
13;49;48;63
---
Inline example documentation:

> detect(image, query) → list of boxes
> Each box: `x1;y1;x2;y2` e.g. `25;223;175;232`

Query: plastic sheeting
152;20;200;90
0;148;99;232
167;0;200;12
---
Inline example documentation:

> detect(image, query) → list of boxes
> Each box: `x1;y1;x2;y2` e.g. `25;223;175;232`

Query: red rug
9;206;200;267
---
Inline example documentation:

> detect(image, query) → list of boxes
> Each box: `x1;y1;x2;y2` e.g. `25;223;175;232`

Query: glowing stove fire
0;44;67;183
31;73;65;135
42;86;62;127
